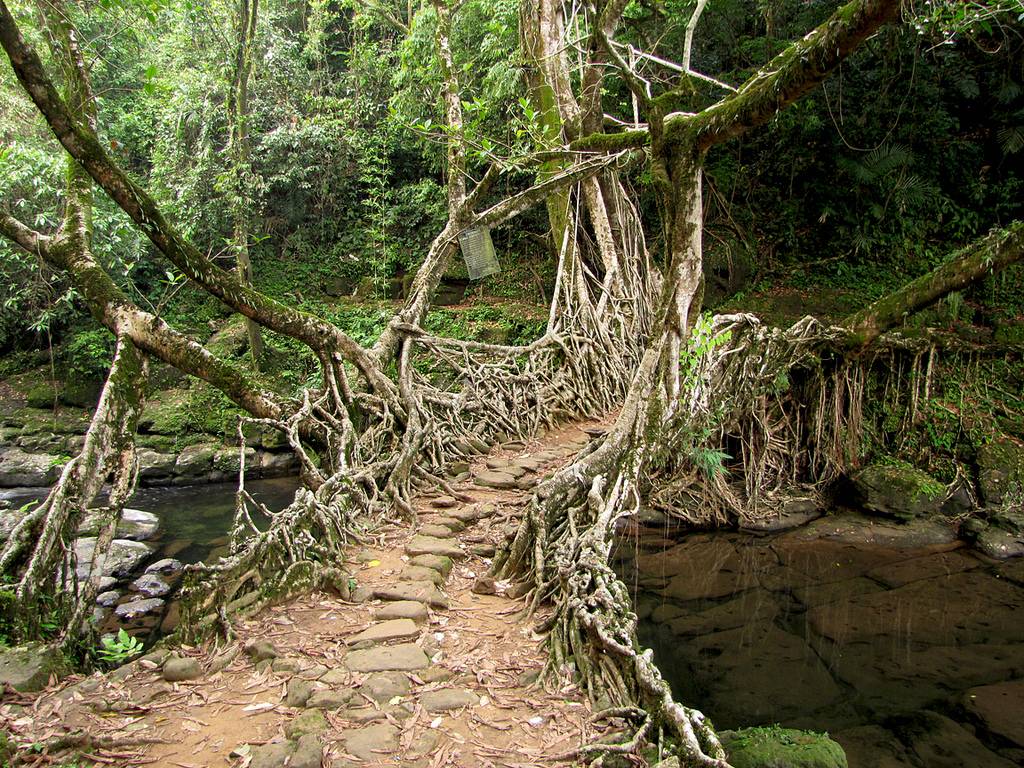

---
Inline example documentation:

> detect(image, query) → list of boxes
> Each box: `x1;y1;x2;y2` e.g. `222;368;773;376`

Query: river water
615;526;1024;767
0;478;299;636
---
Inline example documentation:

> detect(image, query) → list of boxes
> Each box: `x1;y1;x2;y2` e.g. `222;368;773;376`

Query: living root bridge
493;286;1022;766
175;212;653;638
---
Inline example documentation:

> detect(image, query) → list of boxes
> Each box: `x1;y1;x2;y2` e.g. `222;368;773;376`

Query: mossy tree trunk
226;0;265;368
843;220;1024;345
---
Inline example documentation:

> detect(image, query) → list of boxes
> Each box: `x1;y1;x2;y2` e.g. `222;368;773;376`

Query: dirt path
8;421;609;767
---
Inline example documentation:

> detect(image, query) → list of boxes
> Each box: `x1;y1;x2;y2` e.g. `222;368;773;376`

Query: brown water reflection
616;522;1024;767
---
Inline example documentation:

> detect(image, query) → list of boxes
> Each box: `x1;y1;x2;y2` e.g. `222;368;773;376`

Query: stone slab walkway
8;422;606;767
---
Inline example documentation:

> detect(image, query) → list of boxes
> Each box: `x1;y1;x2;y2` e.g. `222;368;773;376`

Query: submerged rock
130;573;171;598
741;497;821;533
886;710;1017;768
721;726;847;768
117;509;160;540
74;537;153;580
115;597;165;619
0;642;70;692
145;558;183;576
853;464;945;521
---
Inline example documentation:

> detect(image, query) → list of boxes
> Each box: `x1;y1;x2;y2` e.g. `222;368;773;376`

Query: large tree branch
843;221;1024;346
0;0;389;391
570;0;900;153
475;151;634;228
0;214;287;421
0;210;50;253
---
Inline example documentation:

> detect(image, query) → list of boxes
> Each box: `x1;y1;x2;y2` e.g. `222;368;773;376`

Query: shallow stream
616;524;1024;767
1;478;299;637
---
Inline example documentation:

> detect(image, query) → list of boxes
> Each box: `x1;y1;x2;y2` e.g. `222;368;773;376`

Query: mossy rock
0;642;71;692
721;727;847;768
852;463;945;521
204;317;251;359
137;390;191;435
976;436;1024;506
60;379;102;408
25;384;60;410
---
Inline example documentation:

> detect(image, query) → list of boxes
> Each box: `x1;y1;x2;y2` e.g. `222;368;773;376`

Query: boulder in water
96;590;121;607
721;726;847;768
115;597;165;619
130;573;171;598
853;464;944;521
78;508;159;541
75;537;153;580
145;557;183;575
117;509;160;540
0;449;60;487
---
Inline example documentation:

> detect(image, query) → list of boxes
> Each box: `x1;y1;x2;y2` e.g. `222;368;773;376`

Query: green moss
722;726;847;768
25;383;60;410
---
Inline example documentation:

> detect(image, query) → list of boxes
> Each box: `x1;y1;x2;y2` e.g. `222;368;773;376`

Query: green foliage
58;328;115;382
96;628;143;666
25;383;59;410
680;313;733;394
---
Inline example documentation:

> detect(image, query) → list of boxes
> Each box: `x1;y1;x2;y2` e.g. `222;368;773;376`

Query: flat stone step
345;643;430;673
431;516;466;532
373;582;449;609
473;470;518;489
344;723;399;761
345;618;421;646
399;565;445;586
449;503;496;523
306;689;354;709
482;462;527;478
405;535;465;559
431;496;458;509
372;601;429;622
408;554;453;577
512;457;544;471
418;523;455;539
421;688;479;712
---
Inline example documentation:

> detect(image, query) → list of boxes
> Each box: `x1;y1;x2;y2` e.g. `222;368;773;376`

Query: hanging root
0;335;147;649
494;312;971;766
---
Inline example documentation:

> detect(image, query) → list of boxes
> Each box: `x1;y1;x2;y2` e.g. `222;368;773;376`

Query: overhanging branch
570;0;900;153
844;221;1024;346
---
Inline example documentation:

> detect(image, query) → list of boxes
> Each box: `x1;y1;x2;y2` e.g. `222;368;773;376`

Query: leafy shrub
59;329;115;383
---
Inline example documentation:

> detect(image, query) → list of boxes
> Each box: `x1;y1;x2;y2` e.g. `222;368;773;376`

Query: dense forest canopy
1;0;1023;764
1;0;1020;355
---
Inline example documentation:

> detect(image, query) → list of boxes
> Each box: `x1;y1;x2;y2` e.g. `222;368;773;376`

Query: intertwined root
175;172;656;639
492;313;954;766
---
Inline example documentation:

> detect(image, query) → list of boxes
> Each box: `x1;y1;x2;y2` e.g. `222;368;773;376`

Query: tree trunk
844;221;1024;346
226;0;264;368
